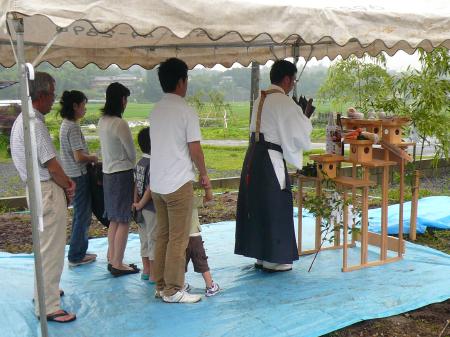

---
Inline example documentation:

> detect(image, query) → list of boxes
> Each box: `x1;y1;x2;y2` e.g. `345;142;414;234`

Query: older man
10;72;76;323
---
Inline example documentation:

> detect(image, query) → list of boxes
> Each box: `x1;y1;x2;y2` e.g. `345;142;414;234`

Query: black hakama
235;133;299;264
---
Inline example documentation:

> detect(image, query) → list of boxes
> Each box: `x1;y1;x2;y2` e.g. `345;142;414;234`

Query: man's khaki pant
28;180;67;316
152;182;193;297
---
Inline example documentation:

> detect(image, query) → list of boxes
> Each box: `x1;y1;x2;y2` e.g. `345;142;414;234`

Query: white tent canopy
1;0;449;69
0;2;449;336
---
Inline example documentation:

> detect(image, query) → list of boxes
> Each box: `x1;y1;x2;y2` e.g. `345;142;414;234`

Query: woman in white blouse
98;82;138;277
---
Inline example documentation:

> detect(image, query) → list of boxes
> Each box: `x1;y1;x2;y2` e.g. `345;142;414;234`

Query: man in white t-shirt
150;58;211;304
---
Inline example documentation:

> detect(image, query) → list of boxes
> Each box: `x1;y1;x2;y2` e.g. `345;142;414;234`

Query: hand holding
199;174;211;190
132;202;142;211
65;179;76;203
204;188;213;203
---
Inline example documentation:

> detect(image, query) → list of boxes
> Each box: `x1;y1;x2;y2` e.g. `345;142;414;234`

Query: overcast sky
207;50;421;72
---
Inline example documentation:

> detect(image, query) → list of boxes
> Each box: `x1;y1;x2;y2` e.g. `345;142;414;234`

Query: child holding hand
185;187;220;297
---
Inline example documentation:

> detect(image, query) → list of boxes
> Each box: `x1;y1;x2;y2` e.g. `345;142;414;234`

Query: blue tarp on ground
367;196;450;234
0;198;449;337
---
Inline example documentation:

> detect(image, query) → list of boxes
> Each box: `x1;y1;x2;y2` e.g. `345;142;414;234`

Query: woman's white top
98;115;136;174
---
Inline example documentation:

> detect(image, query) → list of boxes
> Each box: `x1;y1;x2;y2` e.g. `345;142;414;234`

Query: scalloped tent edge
1;0;449;69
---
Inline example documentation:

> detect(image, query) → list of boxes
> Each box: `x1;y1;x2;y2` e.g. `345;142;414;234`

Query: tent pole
12;18;49;337
249;61;260;126
292;44;300;99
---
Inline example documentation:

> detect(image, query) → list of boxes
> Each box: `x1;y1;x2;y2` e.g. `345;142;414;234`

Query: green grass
44;101;327;141
0;134;10;162
201;127;249;140
311;128;326;141
202;145;247;178
203;146;326;178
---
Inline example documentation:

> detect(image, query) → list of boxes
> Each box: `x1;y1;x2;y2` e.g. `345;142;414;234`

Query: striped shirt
10;109;57;182
59;119;88;177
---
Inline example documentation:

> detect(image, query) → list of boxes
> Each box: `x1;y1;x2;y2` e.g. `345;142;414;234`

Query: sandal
40;310;76;323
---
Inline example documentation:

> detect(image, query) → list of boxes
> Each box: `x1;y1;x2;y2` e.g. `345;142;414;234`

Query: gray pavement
201;139;438;157
202;139;326;150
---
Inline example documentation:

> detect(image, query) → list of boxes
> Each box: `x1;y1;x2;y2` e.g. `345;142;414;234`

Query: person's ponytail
58;90;87;120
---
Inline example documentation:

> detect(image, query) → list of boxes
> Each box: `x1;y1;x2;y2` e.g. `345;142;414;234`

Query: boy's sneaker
163;291;202;303
69;254;96;267
205;281;220;297
155;290;162;299
182;283;191;292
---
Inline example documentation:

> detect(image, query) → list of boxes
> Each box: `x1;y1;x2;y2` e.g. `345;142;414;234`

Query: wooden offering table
297;117;417;272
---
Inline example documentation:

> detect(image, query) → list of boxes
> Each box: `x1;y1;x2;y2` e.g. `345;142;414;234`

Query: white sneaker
262;261;292;272
182;283;191;292
163;291;202;303
254;259;263;269
156;283;189;299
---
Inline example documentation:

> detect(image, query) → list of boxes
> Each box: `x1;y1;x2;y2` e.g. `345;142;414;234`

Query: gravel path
0;160;448;197
0;162;24;197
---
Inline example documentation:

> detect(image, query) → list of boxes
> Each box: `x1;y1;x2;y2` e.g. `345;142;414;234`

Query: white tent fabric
1;0;449;69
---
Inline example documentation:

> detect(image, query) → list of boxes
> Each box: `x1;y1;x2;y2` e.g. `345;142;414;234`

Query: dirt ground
0;191;449;337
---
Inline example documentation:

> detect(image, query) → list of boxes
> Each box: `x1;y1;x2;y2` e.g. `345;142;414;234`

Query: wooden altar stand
297;117;417;272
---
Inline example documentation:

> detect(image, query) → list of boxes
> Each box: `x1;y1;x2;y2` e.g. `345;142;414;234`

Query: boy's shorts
185;235;210;273
138;209;157;260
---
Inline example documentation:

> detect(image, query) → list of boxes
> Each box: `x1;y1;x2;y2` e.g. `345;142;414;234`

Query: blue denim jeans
68;173;92;262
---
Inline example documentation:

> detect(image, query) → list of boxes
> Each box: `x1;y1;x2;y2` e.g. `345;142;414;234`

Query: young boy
133;127;157;282
185;188;220;297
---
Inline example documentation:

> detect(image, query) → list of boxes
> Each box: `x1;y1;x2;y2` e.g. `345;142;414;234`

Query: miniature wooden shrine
297;117;419;272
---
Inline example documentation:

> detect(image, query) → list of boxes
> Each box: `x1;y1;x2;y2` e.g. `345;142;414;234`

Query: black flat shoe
108;263;140;272
128;263;140;270
110;266;139;277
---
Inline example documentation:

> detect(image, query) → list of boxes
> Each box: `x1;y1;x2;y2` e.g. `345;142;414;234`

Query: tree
377;48;449;163
317;55;392;112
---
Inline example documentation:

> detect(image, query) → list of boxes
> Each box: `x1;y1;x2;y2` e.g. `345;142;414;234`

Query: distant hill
0;63;328;103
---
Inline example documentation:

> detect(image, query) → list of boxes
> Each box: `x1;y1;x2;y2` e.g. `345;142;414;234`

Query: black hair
157;58;188;93
137;127;151;154
270;60;297;85
101;82;130;118
59;90;88;120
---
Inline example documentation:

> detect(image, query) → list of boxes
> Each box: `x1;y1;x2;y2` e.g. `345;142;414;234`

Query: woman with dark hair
98;82;138;276
59;90;98;267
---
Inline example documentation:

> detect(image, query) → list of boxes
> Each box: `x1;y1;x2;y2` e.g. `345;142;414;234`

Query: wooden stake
315;178;322;251
398;159;404;257
342;191;348;271
409;170;420;241
351;164;357;245
298;177;303;255
381;165;389;260
361;168;369;264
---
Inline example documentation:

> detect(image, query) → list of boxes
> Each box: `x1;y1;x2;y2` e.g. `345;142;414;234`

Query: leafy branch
302;173;360;272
